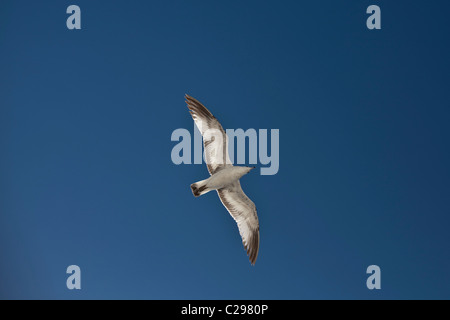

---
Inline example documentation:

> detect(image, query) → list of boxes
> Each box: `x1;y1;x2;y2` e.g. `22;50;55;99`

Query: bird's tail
190;178;211;197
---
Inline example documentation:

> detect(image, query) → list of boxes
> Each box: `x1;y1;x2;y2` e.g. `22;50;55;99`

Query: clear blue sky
1;0;450;299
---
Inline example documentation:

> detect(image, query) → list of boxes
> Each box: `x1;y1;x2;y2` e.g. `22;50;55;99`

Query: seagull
186;94;260;265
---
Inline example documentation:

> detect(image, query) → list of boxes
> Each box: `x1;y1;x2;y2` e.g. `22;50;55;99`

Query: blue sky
1;0;450;299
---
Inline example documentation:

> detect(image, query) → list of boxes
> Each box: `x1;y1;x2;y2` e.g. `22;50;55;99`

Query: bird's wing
186;94;232;175
217;181;260;265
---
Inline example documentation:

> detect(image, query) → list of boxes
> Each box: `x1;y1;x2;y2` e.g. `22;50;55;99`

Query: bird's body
185;94;260;265
191;166;253;196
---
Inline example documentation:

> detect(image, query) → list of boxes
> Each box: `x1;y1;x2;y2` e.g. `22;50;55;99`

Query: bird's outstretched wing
185;94;232;175
217;181;260;265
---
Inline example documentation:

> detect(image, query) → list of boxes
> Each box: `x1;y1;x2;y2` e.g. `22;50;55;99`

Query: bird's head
246;166;256;174
234;166;255;177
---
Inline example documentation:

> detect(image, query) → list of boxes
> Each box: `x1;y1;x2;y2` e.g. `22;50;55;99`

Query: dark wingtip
247;231;259;266
184;95;215;119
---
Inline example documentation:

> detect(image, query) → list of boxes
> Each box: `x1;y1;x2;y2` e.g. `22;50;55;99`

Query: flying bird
186;94;260;265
